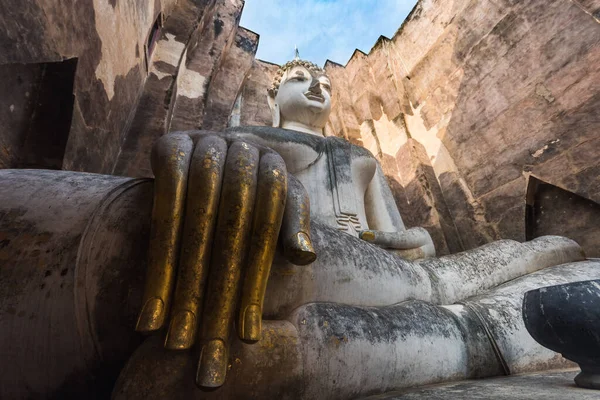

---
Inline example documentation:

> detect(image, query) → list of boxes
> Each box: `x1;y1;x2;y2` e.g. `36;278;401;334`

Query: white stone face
270;66;332;136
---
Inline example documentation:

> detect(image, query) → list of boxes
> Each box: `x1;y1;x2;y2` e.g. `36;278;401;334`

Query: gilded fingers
239;153;288;341
197;141;260;388
138;132;312;388
137;134;194;333
165;136;228;349
281;175;316;265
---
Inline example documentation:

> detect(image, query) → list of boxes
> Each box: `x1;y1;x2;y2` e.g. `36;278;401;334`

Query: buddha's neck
281;121;325;137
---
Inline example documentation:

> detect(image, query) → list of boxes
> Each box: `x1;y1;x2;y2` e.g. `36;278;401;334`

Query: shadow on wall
420;0;600;250
0;59;77;169
526;176;600;258
325;0;600;253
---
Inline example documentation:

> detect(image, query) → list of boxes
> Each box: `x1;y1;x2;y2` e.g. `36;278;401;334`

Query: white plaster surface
176;62;207;99
92;0;154;100
373;108;408;157
153;33;185;66
149;33;186;80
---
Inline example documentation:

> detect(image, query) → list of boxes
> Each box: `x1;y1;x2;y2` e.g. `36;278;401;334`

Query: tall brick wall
324;0;600;255
0;0;263;178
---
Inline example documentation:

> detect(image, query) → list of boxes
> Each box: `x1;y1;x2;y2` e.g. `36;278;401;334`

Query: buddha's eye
321;82;331;92
290;75;307;82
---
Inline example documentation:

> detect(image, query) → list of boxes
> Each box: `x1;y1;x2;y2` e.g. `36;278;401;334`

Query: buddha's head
268;58;332;136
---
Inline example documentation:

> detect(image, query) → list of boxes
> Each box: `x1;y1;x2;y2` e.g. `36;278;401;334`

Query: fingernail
360;231;376;242
135;297;165;332
289;232;316;265
241;304;262;341
196;339;228;388
165;311;196;350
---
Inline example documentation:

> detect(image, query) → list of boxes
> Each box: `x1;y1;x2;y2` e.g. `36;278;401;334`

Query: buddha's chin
306;99;330;114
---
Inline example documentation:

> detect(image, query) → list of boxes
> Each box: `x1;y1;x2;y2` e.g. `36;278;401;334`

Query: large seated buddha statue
0;56;598;400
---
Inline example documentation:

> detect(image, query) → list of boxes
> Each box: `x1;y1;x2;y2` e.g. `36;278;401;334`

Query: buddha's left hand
359;227;436;258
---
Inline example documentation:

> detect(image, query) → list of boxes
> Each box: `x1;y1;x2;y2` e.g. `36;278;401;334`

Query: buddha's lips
304;92;325;102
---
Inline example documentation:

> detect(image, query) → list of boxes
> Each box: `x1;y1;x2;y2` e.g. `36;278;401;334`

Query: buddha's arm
362;164;435;258
363;164;404;231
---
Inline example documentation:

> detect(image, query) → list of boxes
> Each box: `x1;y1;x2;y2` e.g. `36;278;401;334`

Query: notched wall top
321;0;600;252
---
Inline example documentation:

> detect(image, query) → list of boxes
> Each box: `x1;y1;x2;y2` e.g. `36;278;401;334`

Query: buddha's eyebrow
295;70;305;76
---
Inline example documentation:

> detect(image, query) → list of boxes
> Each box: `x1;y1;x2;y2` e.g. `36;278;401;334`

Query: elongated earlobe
272;104;281;128
267;95;281;128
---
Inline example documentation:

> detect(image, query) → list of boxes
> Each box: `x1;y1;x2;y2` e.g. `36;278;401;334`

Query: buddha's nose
309;76;322;94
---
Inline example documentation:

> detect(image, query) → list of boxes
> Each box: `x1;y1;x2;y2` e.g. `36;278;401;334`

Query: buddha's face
271;65;332;132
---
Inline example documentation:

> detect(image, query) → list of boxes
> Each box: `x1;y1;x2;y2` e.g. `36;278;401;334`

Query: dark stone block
523;280;600;390
526;176;600;257
0;60;76;169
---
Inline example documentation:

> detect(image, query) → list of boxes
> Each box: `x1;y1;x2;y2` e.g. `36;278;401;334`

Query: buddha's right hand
134;132;315;388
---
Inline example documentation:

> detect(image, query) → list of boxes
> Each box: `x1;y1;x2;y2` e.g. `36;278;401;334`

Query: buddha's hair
268;59;327;98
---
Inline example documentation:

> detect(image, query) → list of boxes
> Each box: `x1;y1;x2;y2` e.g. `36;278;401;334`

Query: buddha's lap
263;221;433;318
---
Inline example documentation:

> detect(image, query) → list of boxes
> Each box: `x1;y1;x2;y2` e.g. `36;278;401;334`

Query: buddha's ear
267;95;281;128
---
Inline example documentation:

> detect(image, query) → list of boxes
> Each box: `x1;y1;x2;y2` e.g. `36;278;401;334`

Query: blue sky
240;0;418;66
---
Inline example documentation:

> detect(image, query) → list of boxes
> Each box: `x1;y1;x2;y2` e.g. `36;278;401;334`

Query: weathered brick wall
114;0;261;177
0;0;260;177
0;0;172;173
233;60;280;128
325;0;600;255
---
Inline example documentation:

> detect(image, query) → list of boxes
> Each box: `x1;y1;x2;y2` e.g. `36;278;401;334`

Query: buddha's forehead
283;65;330;82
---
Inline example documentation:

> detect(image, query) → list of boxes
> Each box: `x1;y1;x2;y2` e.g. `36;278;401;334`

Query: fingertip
135;297;165;333
240;304;262;342
285;232;317;265
359;230;376;242
164;310;196;350
196;339;228;388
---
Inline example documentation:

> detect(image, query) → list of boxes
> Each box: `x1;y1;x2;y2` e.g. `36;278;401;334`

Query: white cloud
240;0;417;66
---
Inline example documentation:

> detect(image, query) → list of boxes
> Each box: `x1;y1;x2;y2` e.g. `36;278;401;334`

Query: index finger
238;152;288;341
280;175;316;265
136;134;193;333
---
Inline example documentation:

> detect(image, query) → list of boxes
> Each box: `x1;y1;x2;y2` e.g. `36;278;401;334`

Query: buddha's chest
227;127;379;235
294;138;377;236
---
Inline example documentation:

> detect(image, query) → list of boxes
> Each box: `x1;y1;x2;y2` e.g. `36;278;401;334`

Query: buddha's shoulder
325;136;376;159
226;126;325;149
226;126;376;160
